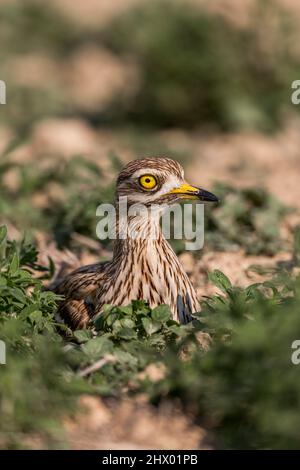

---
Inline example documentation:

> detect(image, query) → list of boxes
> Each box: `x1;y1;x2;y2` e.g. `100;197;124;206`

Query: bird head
116;157;219;208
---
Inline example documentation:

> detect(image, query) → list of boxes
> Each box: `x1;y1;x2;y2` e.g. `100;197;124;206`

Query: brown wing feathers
50;262;109;328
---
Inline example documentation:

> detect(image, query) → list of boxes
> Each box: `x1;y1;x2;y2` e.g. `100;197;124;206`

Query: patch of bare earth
180;249;293;298
51;0;143;28
62;396;210;450
50;0;300;30
62;45;139;113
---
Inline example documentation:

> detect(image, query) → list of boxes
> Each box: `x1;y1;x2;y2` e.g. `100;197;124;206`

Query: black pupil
145;178;151;183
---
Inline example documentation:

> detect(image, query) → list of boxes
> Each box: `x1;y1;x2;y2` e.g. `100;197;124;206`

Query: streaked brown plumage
52;157;218;329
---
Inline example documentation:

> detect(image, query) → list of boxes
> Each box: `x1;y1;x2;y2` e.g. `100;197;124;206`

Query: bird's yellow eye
139;174;157;190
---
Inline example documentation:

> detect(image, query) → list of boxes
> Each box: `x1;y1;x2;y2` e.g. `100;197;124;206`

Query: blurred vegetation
154;238;300;449
0;153;116;248
101;0;299;131
0;152;289;255
0;226;85;448
0;225;197;447
205;183;289;255
1;225;300;449
0;0;299;132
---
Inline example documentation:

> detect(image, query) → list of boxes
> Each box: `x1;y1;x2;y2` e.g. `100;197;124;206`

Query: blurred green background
1;0;300;132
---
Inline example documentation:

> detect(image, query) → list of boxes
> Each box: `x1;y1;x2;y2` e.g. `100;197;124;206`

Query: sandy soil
63;396;210;450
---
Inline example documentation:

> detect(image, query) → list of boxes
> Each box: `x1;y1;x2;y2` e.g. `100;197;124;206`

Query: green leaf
142;317;162;336
11;287;27;305
18;269;33;280
208;269;232;292
21;304;42;316
132;300;150;315
82;337;113;358
0;225;7;261
120;318;135;329
167;324;185;336
29;310;43;324
112;319;123;333
117;327;137;340
106;312;119;327
102;304;113;314
119;305;133;315
151;305;171;323
9;253;20;274
0;225;7;244
74;330;93;343
113;349;138;366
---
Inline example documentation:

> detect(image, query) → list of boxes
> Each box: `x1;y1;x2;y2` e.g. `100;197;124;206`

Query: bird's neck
113;210;165;260
110;208;199;322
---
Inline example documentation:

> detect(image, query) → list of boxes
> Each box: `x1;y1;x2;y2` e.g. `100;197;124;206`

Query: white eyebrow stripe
132;168;163;178
132;169;183;186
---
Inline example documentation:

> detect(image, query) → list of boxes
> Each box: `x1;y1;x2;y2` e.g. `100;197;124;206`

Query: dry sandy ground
63;396;210;450
49;0;300;30
20;395;210;450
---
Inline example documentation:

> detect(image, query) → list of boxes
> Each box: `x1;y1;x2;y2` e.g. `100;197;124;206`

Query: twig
77;354;115;377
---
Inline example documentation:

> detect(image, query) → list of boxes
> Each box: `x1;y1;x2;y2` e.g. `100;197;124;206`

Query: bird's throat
113;210;162;255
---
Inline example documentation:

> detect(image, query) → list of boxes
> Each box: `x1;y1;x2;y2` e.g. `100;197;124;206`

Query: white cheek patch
156;175;183;198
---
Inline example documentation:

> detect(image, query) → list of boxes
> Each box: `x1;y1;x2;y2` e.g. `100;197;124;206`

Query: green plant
152;243;300;449
0;225;194;446
68;302;194;395
0;226;85;448
0;154;115;248
205;183;288;255
1;224;300;449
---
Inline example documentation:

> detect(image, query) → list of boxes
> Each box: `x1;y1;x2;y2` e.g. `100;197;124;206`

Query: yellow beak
169;182;219;202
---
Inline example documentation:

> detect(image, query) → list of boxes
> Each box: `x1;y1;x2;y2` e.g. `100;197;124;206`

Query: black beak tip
198;189;220;203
